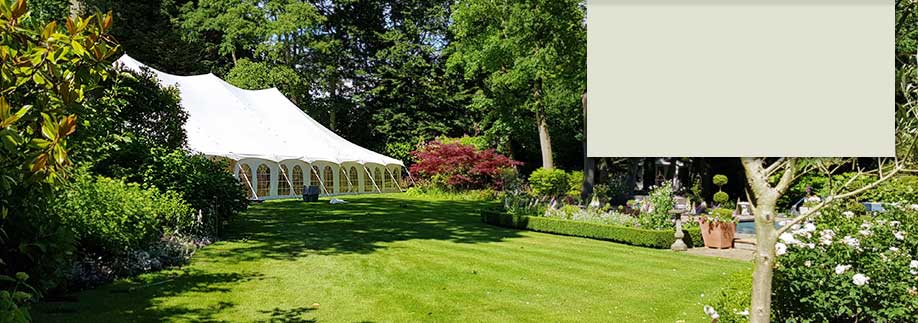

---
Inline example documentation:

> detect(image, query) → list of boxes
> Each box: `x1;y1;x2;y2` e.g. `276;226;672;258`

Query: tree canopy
68;0;587;171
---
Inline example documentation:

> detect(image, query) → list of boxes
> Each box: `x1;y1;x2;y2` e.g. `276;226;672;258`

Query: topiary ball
713;174;728;187
713;191;729;204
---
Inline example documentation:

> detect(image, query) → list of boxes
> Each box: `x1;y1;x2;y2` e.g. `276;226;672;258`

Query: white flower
895;231;906;240
861;222;872;229
775;242;787;256
805;243;816;249
890;220;901;227
842;236;861;249
779;232;798;245
859;229;872;236
890;246;900;252
842;211;855;218
804;260;812;267
852;273;870;286
734;308;749;316
802;222;817;233
703;305;720;319
835;264;852;275
909;204;918;211
820;229;836;245
910;260;918;275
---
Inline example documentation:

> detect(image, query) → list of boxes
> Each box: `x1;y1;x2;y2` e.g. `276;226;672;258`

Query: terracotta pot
698;220;736;249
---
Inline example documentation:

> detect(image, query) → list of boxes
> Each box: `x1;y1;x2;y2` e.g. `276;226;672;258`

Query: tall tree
447;0;586;169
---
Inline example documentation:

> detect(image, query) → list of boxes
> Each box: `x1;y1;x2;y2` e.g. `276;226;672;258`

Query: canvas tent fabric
115;54;404;199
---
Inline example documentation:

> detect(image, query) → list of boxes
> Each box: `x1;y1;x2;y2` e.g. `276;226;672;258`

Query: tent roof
115;54;403;167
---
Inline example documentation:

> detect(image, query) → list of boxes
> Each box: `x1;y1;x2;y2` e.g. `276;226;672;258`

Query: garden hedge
481;208;703;249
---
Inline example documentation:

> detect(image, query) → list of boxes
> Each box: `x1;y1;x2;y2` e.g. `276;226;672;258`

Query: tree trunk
742;161;780;323
750;201;777;323
581;92;594;201
534;78;554;169
69;0;81;18
329;77;339;131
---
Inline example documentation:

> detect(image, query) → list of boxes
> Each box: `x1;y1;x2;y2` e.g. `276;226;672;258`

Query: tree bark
750;199;777;323
534;78;554;169
69;0;82;18
329;76;339;131
741;158;782;323
581;92;594;201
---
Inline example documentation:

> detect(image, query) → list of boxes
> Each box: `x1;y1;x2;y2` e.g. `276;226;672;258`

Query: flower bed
481;208;703;249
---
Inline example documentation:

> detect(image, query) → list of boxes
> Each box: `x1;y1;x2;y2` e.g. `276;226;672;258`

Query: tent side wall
229;157;403;200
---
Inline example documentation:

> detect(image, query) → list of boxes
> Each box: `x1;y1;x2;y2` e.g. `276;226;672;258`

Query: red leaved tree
409;141;521;190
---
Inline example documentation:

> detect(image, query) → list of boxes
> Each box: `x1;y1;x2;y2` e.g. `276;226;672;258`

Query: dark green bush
481;208;702;249
53;172;194;257
142;148;248;236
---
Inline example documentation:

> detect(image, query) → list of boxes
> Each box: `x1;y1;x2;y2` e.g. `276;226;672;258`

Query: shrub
713;174;729;188
409;141;521;190
528;168;570;199
404;186;499;201
481;208;702;249
860;175;918;204
639;185;674;230
771;206;918;321
53;172;195;257
707;270;752;322
566;170;584;202
142;148;248;236
436;135;489;150
713;191;730;204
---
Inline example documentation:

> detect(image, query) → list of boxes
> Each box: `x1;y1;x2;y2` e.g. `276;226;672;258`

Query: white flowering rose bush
771;206;918;321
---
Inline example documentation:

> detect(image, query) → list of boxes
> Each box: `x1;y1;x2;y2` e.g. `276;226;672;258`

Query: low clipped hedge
481;208;703;249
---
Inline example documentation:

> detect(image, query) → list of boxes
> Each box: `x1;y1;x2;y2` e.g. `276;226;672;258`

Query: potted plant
698;207;738;249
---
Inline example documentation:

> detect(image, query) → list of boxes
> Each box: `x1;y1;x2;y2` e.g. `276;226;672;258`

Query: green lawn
35;194;748;322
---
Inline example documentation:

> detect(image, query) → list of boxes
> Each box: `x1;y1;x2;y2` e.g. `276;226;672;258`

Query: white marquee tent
115;54;405;200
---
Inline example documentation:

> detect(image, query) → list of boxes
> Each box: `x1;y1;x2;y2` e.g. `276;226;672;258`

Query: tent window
323;166;334;193
310;166;320;188
384;168;394;189
256;164;271;197
389;168;400;189
292;165;304;195
349;167;359;193
374;168;383;191
224;159;237;174
239;164;253;199
339;167;349;192
278;164;291;196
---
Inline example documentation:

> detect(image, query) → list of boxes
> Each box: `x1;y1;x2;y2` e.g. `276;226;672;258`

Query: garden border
481;208;703;249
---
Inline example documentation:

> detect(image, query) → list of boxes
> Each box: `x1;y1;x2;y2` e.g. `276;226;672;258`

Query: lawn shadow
217;195;520;262
34;195;520;322
255;306;317;322
36;269;262;322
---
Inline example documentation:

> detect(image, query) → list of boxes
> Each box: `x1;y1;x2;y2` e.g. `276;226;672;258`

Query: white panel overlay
587;0;894;157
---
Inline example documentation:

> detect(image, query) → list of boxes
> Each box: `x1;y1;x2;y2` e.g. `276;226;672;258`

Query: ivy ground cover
35;194;748;322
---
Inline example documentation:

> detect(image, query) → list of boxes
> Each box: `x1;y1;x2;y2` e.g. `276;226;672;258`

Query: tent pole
341;167;356;194
364;166;382;193
387;168;403;192
278;162;295;196
311;166;330;196
406;170;417;186
239;167;259;200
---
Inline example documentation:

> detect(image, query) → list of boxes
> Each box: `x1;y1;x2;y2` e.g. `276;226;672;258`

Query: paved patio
683;247;753;261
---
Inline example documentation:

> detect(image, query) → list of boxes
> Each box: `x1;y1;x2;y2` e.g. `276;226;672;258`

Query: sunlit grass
35;193;748;322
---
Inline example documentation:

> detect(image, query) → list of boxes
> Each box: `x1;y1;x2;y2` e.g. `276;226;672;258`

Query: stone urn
698;220;736;249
